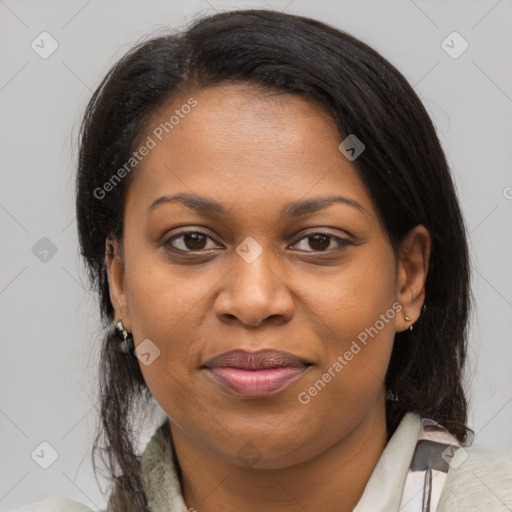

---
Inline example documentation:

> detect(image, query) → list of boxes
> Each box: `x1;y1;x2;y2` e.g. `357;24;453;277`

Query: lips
203;349;309;370
202;349;312;397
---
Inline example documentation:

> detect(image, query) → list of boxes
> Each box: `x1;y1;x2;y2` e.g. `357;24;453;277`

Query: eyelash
163;229;352;254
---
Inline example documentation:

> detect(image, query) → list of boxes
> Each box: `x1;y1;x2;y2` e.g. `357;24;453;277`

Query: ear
395;224;431;333
105;235;132;333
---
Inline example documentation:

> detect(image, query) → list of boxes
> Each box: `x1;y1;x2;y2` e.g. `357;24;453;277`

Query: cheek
296;311;396;441
125;246;211;341
301;240;397;405
122;249;244;425
311;237;397;340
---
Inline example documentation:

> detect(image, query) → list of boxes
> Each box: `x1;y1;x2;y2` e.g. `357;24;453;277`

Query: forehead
125;83;377;223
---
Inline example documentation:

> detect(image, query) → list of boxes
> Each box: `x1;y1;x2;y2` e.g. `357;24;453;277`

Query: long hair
75;9;473;509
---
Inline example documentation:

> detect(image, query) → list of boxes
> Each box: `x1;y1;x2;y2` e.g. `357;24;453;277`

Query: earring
115;317;134;353
403;312;414;331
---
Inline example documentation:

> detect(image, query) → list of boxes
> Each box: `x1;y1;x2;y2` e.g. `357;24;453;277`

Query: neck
170;398;389;512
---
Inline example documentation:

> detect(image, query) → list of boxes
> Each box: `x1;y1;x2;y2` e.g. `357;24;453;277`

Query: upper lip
203;349;310;370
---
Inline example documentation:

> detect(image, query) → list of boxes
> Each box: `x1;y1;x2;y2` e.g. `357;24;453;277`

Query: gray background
1;0;511;510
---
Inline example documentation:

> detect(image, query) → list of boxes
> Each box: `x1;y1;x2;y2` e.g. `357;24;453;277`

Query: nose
213;241;295;327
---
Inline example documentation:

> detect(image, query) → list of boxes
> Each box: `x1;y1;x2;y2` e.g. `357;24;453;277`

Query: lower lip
205;366;308;397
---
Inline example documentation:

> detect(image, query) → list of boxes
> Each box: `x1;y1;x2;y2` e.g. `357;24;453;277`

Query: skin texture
106;83;431;512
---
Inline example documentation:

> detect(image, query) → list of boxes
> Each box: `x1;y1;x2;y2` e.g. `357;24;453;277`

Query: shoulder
17;498;95;512
438;445;512;511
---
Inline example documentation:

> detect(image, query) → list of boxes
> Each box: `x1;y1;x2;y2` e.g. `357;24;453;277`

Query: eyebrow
147;192;368;218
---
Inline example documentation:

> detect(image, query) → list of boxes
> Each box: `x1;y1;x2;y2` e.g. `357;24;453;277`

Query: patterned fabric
399;418;462;512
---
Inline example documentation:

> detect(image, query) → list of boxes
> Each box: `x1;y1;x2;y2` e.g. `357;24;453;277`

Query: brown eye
164;231;218;252
291;232;351;252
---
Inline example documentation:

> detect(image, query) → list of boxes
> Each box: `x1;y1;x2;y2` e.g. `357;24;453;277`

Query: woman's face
107;83;429;469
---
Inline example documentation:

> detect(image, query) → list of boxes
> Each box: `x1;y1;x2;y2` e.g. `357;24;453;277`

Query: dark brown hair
75;8;473;510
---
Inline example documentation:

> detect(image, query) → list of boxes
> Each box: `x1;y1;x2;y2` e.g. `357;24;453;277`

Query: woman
21;8;512;512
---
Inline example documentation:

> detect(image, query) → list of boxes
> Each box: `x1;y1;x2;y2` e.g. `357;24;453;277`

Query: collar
353;411;422;512
141;420;189;512
141;412;421;512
